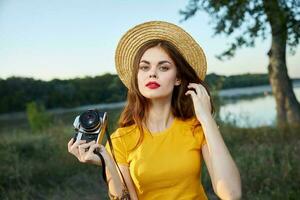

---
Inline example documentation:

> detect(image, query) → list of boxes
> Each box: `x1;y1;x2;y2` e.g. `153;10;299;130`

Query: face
137;46;181;100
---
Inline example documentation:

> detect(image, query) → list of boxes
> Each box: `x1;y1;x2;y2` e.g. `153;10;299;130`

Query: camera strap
96;150;107;181
95;130;131;200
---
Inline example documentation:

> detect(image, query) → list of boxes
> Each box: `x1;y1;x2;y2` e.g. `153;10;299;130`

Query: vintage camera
73;109;108;144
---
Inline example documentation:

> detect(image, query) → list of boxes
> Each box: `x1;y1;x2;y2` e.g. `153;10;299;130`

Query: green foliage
26;102;51;133
1;115;299;199
0;73;275;114
205;72;270;89
180;0;300;59
0;73;127;114
221;73;270;88
202;123;300;200
0;125;108;200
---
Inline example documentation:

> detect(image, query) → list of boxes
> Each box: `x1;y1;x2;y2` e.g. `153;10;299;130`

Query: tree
180;0;300;127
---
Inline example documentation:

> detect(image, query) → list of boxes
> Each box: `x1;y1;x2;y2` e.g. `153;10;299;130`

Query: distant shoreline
219;79;300;97
1;80;299;120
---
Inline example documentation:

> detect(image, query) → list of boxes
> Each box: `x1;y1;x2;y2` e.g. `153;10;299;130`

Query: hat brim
115;21;207;89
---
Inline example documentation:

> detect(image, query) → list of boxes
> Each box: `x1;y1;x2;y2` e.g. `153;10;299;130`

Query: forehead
140;46;173;62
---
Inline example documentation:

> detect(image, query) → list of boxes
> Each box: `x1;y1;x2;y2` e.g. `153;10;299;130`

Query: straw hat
115;21;207;89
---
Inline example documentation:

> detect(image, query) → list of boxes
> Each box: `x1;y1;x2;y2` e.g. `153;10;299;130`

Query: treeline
207;73;270;89
0;72;289;114
0;73;126;113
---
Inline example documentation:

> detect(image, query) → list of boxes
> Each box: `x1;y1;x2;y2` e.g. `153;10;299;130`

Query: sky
0;0;299;81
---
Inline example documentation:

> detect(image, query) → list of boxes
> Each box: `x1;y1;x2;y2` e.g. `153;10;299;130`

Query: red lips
146;81;160;89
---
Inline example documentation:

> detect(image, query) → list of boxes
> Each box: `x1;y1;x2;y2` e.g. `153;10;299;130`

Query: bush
26;102;52;133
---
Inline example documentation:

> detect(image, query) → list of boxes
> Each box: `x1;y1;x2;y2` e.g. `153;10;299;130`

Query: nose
149;74;157;78
149;67;158;78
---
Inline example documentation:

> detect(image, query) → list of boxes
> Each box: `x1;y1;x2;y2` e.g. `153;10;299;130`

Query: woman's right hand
67;138;103;166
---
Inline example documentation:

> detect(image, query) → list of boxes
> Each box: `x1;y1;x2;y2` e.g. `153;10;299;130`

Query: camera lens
79;110;101;132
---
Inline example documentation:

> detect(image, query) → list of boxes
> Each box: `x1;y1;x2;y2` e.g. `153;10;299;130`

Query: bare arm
105;165;139;200
67;139;138;199
100;147;139;200
186;83;241;199
201;116;242;200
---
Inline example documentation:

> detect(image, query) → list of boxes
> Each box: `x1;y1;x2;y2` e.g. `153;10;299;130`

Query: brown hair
118;40;215;151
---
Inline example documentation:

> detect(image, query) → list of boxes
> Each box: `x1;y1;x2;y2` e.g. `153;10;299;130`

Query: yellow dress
105;117;208;200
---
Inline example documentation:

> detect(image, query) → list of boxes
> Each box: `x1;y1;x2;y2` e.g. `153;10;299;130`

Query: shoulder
175;116;204;137
109;124;140;151
176;116;201;128
110;124;137;139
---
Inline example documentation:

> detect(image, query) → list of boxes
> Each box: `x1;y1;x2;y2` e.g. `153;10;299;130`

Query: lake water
1;83;300;129
219;86;300;128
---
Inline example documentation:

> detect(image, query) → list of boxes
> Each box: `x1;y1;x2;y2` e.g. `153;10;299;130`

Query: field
0;108;299;200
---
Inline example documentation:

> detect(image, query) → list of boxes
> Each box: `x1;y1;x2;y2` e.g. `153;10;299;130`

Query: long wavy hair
118;39;215;151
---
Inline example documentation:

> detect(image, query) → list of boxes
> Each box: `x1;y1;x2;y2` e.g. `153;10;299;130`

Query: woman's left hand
185;83;212;123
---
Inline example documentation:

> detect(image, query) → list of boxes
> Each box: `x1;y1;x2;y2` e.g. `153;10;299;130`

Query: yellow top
105;117;208;200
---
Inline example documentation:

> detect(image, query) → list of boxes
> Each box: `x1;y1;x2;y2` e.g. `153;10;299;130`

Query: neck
145;97;174;133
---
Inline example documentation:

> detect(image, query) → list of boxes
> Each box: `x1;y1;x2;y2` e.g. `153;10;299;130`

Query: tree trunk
264;0;300;128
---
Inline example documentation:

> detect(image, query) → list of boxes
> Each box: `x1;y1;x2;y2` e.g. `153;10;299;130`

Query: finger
78;145;86;161
73;139;87;145
81;143;101;165
67;138;74;151
68;138;83;152
73;139;87;147
198;84;210;97
78;140;95;149
193;83;210;97
87;143;101;155
68;138;74;145
70;140;86;152
78;141;95;157
185;90;198;100
188;83;203;96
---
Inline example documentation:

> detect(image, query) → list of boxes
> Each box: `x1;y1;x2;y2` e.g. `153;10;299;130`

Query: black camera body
73;109;107;144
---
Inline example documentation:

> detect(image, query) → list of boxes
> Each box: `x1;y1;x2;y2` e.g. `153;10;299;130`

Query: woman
68;21;241;200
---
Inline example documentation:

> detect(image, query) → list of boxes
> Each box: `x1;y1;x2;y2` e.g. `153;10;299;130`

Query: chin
142;92;172;100
139;86;174;100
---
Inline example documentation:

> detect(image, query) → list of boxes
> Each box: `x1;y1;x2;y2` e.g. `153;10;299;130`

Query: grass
204;123;300;200
0;124;109;200
0;109;299;199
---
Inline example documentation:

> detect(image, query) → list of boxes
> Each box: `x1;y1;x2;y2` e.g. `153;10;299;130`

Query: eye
139;65;149;71
159;66;169;71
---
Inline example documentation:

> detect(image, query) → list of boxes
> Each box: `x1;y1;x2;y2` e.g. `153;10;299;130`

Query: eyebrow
139;60;172;65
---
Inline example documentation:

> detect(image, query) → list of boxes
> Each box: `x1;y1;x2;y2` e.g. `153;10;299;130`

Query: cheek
162;71;177;86
137;71;145;81
137;72;145;91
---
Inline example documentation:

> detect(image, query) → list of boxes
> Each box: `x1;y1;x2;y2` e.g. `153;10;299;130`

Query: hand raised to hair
185;82;212;124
